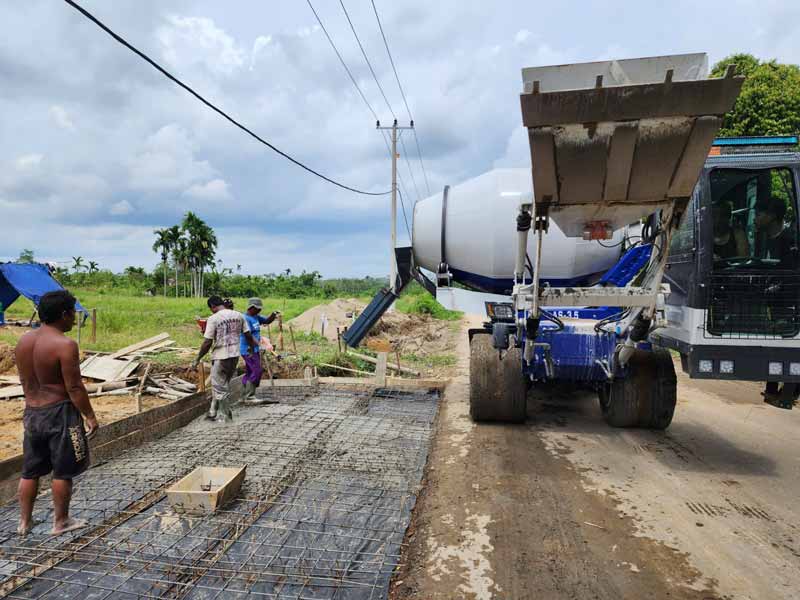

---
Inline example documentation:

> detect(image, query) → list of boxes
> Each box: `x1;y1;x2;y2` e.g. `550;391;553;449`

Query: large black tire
469;334;527;423
599;349;677;429
638;349;677;429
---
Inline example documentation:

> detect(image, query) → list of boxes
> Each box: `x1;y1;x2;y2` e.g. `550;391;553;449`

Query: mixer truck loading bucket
521;53;743;237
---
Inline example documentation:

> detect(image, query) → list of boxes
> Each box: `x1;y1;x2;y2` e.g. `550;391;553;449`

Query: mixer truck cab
651;135;800;408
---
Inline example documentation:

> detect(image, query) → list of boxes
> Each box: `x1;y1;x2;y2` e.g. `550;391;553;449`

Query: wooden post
336;327;342;353
289;325;297;353
262;350;275;388
76;311;83;348
135;363;151;413
278;314;285;351
90;308;97;343
375;352;388;387
395;349;402;378
309;317;315;335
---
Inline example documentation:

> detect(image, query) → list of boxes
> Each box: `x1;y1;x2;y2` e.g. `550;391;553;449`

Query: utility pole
377;119;414;293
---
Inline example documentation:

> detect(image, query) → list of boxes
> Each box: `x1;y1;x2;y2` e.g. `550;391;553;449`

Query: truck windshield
709;167;798;270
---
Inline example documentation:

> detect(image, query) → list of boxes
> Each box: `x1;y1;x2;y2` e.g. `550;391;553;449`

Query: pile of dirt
367;311;453;356
289;299;456;357
0;343;15;375
288;298;364;341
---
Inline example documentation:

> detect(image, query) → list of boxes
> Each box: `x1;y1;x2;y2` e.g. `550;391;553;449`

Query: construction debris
108;332;170;359
78;355;139;382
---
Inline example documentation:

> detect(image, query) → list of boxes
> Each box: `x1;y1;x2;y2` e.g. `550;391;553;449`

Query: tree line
152;212;218;298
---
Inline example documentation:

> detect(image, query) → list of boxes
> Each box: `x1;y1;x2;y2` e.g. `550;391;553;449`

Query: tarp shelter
0;263;87;316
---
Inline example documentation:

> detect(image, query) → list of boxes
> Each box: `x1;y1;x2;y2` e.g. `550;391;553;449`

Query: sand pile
0;343;15;375
289;298;365;341
290;299;456;356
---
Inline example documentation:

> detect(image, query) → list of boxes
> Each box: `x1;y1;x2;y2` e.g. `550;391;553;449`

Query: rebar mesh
0;386;439;599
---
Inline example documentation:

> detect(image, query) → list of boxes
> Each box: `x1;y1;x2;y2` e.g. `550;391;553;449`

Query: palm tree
181;212;217;297
71;256;85;273
87;261;99;274
166;225;182;298
152;228;171;297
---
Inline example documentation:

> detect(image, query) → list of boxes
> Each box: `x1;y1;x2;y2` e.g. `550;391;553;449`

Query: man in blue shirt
240;298;278;402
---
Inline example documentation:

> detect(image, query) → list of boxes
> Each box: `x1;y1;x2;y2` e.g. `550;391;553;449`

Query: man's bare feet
17;518;42;536
50;517;88;536
17;521;33;536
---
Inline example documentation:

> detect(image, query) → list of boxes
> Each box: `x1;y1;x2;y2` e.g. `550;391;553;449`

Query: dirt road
394;320;800;599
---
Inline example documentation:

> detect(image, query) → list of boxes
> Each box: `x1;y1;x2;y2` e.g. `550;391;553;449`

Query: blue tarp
0;263;87;315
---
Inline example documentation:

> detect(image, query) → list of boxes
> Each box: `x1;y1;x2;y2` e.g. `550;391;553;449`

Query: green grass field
0;289;323;355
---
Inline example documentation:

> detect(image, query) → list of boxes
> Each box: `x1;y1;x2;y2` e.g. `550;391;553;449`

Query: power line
62;0;390;197
306;0;379;122
307;0;412;241
371;0;432;195
338;0;396;120
337;1;423;205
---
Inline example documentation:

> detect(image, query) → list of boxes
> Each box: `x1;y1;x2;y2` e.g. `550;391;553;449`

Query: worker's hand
190;358;200;371
84;414;99;440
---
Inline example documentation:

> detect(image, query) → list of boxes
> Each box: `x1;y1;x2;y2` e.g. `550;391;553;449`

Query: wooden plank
80;356;140;382
318;363;371;377
345;351;421;377
0;375;20;385
109;333;170;359
0;386;24;400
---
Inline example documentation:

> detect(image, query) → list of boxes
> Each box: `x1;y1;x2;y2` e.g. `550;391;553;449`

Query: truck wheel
598;375;640;428
638;349;677;429
469;333;527;423
598;349;677;429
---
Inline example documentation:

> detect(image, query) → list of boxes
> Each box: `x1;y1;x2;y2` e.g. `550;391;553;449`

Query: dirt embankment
290;299;454;357
0;343;15;375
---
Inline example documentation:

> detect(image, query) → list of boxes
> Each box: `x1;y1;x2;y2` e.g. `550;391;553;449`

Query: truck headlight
790;362;800;376
486;302;514;320
698;360;713;373
719;360;734;374
769;361;783;376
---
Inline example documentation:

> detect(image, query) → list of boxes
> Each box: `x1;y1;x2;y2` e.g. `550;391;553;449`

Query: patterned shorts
22;400;89;480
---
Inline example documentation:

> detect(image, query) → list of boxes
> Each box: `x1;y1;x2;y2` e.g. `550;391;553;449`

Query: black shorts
22;400;90;480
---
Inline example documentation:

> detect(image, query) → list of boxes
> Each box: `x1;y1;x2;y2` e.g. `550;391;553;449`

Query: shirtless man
15;290;99;536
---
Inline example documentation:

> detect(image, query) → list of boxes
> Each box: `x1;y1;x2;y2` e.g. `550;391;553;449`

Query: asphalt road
393;320;800;600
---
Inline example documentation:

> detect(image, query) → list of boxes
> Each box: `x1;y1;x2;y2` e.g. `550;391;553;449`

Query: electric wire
339;0;396;120
306;0;379;122
339;0;424;203
370;0;432;195
62;0;389;196
308;0;413;240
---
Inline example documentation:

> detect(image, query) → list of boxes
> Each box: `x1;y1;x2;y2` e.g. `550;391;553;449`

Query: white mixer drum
412;168;624;294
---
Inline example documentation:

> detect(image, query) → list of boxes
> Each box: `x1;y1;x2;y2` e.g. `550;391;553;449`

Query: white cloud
183;178;232;201
15;154;43;171
49;105;75;131
514;29;532;45
158;15;245;76
128;124;215;191
109;200;134;216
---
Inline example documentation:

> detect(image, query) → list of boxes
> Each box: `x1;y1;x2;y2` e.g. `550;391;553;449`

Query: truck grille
705;273;800;338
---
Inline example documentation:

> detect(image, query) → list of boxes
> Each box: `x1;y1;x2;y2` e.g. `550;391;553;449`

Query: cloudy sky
1;1;798;277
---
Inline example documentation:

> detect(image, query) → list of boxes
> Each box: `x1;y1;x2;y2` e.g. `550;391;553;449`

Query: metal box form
166;466;246;515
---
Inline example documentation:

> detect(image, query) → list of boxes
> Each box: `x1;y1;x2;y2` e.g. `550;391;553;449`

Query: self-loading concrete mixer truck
344;53;800;429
